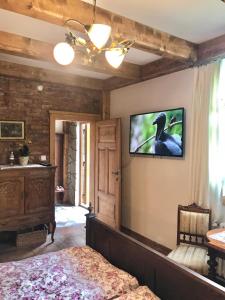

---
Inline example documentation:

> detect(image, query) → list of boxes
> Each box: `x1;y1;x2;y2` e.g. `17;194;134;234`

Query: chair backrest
177;203;211;246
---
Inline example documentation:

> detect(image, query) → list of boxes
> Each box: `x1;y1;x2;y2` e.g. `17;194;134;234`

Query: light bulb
105;48;126;68
53;42;75;65
86;24;111;49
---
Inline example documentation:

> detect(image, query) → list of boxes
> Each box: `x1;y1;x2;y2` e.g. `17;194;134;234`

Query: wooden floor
0;222;85;263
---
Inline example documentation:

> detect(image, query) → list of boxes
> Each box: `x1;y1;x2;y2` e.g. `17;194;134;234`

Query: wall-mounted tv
129;108;184;157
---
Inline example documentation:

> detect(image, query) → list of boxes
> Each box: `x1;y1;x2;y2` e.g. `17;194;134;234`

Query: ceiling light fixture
53;0;134;69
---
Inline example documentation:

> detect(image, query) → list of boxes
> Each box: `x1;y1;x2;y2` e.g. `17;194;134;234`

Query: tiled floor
0;206;86;263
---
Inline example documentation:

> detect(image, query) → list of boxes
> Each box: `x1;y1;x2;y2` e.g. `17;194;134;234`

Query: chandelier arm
64;19;86;30
118;40;135;48
101;40;135;52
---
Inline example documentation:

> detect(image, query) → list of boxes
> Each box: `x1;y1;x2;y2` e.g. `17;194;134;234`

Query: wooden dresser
0;165;56;241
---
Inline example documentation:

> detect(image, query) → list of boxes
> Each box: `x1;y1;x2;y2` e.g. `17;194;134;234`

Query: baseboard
121;226;171;256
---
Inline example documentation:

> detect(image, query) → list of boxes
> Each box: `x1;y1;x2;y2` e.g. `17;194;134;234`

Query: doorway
50;111;100;226
54;120;90;208
50;111;122;230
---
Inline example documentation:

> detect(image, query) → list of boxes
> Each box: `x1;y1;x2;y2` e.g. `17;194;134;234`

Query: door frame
49;110;101;208
79;122;89;207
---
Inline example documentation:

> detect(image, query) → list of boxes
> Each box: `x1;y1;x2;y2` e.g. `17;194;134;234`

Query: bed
0;246;158;300
0;211;225;300
86;212;225;300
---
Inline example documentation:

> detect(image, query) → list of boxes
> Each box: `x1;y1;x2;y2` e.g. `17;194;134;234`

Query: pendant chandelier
53;0;134;69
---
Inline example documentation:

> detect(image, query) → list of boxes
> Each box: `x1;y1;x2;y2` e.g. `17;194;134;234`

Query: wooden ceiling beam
0;31;140;80
198;33;225;64
105;32;225;90
141;58;193;81
0;60;104;90
104;58;194;91
0;0;197;61
104;77;139;91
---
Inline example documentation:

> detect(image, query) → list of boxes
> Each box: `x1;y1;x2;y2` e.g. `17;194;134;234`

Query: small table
207;228;225;286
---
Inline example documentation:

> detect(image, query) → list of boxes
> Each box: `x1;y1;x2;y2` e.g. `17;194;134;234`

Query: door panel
25;172;51;214
0;176;24;218
95;119;121;229
108;149;116;196
98;148;106;192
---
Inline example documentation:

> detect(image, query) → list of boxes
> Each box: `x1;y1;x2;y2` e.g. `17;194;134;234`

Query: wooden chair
168;203;211;276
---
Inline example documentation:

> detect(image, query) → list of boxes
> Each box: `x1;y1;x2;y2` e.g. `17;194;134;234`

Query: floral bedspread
115;286;160;300
0;246;138;300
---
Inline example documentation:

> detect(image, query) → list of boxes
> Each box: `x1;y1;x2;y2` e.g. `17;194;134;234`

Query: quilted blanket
116;286;160;300
0;246;138;300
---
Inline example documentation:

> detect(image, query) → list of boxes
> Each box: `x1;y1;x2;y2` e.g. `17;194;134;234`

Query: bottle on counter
9;151;15;165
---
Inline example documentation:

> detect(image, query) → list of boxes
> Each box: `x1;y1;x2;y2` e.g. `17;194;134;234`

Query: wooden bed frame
86;212;225;300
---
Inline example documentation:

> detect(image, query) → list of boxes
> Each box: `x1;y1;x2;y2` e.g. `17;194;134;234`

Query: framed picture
0;121;25;140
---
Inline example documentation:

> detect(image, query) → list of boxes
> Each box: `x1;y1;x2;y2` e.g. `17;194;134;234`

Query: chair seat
168;244;208;275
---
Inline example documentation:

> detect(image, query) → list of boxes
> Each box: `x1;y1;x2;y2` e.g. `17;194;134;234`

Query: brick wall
0;76;101;164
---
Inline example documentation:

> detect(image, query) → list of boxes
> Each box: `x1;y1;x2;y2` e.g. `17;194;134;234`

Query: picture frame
0;121;25;140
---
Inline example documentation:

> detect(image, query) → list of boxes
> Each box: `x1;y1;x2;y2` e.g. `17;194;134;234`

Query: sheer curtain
189;60;225;223
209;59;225;222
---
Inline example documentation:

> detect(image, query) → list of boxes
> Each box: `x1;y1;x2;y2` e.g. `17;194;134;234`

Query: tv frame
129;107;185;158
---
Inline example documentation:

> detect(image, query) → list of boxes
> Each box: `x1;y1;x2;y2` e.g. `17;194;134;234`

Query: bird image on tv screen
129;108;184;157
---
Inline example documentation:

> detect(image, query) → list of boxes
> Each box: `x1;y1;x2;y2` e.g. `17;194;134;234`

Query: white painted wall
111;69;195;249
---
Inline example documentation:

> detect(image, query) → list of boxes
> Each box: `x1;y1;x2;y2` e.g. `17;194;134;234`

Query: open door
95;119;121;229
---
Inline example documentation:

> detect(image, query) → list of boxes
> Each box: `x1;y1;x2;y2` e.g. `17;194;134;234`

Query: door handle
112;170;120;176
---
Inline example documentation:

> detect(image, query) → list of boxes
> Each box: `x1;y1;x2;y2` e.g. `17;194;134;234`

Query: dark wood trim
121;225;171;256
104;34;225;91
104;58;194;91
103;77;140;91
198;33;225;64
141;58;193;81
86;214;225;300
102;90;111;120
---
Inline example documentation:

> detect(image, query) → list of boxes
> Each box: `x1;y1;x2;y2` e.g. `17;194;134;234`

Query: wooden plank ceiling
0;0;225;91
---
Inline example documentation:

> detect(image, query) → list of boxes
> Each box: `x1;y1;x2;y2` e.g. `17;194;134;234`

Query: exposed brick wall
0;76;101;164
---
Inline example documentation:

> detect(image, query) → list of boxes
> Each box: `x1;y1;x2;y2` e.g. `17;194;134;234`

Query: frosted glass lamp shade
53;42;75;65
86;24;111;49
105;48;126;68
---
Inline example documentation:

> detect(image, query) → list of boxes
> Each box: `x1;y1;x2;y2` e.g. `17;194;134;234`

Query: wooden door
95;119;121;229
0;176;24;218
25;171;52;214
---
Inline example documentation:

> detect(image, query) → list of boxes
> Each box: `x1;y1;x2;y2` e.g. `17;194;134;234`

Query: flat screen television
129;108;184;157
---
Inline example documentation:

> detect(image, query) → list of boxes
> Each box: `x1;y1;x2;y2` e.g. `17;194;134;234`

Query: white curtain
189;61;225;223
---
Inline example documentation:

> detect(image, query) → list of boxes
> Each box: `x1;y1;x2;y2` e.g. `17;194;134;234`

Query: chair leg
207;248;218;281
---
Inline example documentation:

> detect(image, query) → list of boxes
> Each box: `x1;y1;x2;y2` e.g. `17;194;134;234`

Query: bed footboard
86;213;225;300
